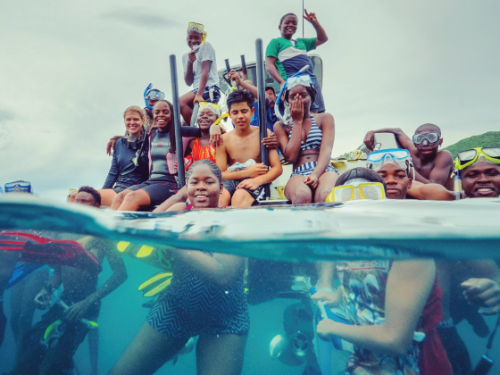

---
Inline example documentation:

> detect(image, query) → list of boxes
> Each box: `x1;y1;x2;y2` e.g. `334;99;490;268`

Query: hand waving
303;9;319;26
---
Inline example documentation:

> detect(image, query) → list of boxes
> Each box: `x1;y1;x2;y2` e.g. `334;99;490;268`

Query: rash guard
103;136;149;189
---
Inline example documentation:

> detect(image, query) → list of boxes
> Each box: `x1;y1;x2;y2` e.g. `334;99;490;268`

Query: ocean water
1;196;499;374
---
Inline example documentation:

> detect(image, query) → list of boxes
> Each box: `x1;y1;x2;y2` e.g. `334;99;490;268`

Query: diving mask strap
144;83;153;110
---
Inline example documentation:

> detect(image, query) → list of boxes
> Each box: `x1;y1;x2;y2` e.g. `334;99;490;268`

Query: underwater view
0;197;499;374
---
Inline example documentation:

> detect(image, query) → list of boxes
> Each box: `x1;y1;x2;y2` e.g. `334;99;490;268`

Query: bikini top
288;115;323;151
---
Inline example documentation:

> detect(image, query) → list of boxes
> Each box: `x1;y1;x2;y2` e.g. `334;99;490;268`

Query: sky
0;0;499;200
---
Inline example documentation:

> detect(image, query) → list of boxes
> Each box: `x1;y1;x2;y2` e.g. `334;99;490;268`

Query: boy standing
265;11;328;113
216;90;283;207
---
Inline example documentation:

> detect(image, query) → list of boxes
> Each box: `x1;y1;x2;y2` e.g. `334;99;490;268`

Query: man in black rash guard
110;100;202;211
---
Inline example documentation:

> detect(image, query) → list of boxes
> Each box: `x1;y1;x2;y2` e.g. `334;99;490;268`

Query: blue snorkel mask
143;83;165;110
5;180;32;194
366;149;415;180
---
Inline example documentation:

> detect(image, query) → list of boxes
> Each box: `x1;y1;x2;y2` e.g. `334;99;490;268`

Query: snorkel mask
195;102;222;128
326;178;385;203
454;147;500;172
143;83;165;110
412;131;441;146
366;148;415;180
274;66;313;124
5;180;32;194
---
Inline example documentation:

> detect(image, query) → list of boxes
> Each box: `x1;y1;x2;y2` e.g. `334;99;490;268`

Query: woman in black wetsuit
110;100;200;211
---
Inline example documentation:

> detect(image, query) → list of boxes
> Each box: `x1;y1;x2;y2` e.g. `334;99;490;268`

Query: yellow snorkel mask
326;178;386;203
188;22;207;42
454;147;500;171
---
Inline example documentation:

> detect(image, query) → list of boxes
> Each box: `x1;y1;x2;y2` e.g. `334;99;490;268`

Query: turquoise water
1;196;499;374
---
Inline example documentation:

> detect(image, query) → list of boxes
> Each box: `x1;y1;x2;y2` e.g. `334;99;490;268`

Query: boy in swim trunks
364;123;455;189
217;90;283;207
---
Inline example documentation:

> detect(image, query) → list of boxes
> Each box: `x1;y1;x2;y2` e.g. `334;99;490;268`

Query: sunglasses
412;132;440;145
455;147;500;171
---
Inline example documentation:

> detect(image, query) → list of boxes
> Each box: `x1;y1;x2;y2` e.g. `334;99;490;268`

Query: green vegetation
444;131;500;158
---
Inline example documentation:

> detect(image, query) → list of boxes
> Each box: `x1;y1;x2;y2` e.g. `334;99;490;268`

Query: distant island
443;131;500;158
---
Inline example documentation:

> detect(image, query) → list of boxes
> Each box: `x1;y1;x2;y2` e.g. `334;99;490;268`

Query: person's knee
180;94;192;108
316;188;332;203
123;191;140;204
289;187;312;204
231;190;253;208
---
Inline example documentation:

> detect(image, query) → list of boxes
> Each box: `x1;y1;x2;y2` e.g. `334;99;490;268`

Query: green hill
443;131;500;158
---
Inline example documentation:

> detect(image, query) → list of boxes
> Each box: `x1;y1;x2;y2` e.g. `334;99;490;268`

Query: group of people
1;9;500;375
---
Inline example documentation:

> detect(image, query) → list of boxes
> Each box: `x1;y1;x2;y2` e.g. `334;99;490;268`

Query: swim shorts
112;183;130;194
290;161;338;178
127;176;177;207
192;85;221;104
223;179;267;205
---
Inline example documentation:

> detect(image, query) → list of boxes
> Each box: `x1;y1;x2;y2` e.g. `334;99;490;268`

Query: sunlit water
0;196;499;374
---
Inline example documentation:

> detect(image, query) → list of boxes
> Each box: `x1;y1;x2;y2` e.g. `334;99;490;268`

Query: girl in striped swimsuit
274;75;339;203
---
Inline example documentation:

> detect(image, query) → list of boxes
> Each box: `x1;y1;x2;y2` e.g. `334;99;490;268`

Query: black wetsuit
102;135;149;193
128;126;201;207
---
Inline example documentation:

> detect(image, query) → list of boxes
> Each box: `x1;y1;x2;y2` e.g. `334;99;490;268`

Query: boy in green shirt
265;10;328;113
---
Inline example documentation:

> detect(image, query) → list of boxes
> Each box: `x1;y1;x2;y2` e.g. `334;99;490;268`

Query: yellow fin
138;272;173;291
137;245;155;258
117;242;130;252
144;278;172;297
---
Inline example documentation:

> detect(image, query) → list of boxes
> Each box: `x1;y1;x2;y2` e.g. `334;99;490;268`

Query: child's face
197;108;217;131
279;15;298;38
288;85;311;111
228;102;254;129
187;165;222;208
187;31;203;49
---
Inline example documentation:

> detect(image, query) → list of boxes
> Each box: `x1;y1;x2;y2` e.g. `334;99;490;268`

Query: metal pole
255;38;270;199
240;55;247;75
169;54;186;189
302;0;305;38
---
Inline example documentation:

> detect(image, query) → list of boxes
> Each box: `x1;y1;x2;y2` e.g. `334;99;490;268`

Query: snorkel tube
274;65;310;124
144;83;153;110
57;299;98;330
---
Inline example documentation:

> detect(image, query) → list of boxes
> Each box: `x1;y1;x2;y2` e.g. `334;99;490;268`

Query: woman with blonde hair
71;106;149;207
